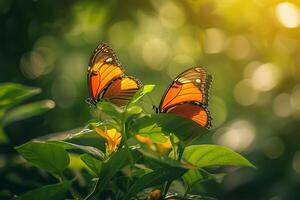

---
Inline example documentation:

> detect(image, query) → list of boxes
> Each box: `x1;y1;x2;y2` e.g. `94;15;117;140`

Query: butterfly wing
166;103;212;128
87;43;125;103
102;76;142;106
159;67;212;112
159;67;212;128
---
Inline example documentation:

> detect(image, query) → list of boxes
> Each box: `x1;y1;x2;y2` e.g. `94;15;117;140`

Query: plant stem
161;144;185;198
121;117;134;167
84;178;100;200
59;172;79;199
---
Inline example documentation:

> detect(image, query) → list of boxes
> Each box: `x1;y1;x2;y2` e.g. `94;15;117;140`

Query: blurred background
1;0;300;199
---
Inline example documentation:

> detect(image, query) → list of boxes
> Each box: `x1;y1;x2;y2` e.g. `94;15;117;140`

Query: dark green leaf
132;113;210;142
124;167;187;199
2;100;55;126
0;126;8;143
80;153;102;175
97;148;129;193
46;140;105;160
183;145;255;168
128;85;155;106
183;169;225;188
165;193;216;200
138;148;196;170
16;142;70;173
15;181;71;200
0;83;41;110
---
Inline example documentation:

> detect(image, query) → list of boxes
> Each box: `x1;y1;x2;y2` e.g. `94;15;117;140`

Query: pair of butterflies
87;43;212;129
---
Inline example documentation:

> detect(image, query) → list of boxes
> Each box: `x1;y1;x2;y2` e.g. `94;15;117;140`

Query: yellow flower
146;189;161;200
135;134;172;153
95;128;122;155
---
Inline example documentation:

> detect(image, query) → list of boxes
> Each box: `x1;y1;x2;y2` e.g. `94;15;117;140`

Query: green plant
0;83;55;143
14;85;254;200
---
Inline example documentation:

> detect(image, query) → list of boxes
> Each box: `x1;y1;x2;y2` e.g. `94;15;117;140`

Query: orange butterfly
87;43;142;106
156;67;212;128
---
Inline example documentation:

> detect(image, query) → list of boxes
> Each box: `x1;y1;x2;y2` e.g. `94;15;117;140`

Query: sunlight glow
234;79;259;106
290;86;300;110
276;2;300;28
273;93;292;118
142;38;169;70
226;35;252;60
204;28;225;54
159;2;186;29
214;120;256;152
251;63;280;92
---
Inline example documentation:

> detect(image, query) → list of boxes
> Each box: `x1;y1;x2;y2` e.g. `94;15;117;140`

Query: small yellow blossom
146;189;161;200
95;128;122;155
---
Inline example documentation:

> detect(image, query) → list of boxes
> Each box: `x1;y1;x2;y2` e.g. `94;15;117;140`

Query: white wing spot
106;58;113;63
195;68;202;72
196;79;201;83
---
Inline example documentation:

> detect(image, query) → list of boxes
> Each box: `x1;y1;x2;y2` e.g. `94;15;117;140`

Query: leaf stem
58;172;79;199
161;144;185;198
84;178;100;200
121;112;134;167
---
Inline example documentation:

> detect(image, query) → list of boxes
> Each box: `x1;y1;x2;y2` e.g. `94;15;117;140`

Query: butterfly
87;43;142;106
155;67;212;128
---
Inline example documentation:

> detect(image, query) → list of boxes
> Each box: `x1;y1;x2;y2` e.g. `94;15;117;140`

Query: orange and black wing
166;103;212;128
159;67;212;112
102;76;142;106
87;43;124;103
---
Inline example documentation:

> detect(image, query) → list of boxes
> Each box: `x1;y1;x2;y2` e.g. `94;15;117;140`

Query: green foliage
14;181;71;200
16;142;70;174
132;113;210;142
182;145;255;168
12;84;254;199
183;169;226;190
124;167;187;199
0;83;41;110
2;100;55;126
0;83;54;143
128;85;155;106
80;154;102;175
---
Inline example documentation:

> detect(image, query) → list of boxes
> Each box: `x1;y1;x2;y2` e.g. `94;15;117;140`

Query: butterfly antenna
145;94;160;114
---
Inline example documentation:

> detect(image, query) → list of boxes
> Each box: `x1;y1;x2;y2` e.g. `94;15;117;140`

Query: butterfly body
158;67;212;128
87;43;142;106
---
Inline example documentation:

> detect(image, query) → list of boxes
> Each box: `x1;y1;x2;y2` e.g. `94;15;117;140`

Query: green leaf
15;181;71;200
16;142;70;173
80;153;102;175
124;167;187;199
138;132;168;143
125;105;143;120
132;113;210;142
97;148;130;193
0;83;41;110
165;193;216;200
126;105;143;115
183;169;225;188
2;100;55;126
97;101;122;119
46;140;105;160
138;148;196;170
128;85;155;106
0;126;8;143
183;145;255;168
131;168;153;178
